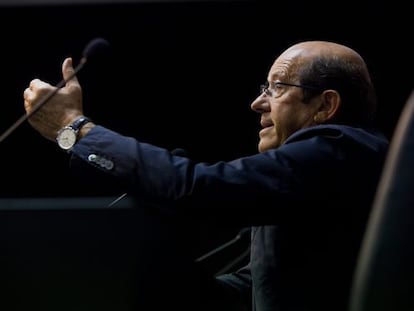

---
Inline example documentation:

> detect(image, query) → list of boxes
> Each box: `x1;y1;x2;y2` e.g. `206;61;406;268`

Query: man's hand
23;57;84;141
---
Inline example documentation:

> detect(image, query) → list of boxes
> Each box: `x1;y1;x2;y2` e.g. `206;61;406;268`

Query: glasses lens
260;82;269;95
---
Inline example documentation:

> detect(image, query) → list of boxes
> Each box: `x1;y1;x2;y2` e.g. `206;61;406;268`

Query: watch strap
69;116;92;132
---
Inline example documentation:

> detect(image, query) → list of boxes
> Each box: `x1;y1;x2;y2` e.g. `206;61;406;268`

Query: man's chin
258;137;280;152
258;141;271;153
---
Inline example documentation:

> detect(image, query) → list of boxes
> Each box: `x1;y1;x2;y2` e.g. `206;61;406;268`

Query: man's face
250;50;321;152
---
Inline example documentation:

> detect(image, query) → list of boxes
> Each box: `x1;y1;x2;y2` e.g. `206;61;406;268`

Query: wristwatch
56;116;91;151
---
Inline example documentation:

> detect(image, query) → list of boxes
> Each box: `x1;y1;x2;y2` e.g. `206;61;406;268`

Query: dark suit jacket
70;124;389;311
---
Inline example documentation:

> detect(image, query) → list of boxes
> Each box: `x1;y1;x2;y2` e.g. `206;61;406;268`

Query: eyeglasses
260;81;323;98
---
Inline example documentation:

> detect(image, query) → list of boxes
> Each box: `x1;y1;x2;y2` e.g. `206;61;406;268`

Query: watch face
57;127;77;150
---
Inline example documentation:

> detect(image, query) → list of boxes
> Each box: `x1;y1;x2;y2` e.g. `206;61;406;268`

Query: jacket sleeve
70;125;387;223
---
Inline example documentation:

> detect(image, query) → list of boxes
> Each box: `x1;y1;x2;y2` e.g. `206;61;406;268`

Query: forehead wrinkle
269;57;300;82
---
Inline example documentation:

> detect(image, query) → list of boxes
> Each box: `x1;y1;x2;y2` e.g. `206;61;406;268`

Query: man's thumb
62;57;79;87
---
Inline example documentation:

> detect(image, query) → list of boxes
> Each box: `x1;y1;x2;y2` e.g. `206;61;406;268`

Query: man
23;40;389;311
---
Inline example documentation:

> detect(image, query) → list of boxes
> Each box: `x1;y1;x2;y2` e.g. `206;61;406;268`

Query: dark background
0;0;412;198
0;1;412;309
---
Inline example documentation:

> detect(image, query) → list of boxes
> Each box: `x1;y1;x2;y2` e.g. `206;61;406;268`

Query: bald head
285;41;363;59
272;40;376;126
277;40;371;79
280;41;369;73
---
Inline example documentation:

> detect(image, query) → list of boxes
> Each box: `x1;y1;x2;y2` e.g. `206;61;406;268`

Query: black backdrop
0;0;411;198
0;2;412;309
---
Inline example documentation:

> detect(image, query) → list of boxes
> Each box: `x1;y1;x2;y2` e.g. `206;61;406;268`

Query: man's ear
313;90;341;123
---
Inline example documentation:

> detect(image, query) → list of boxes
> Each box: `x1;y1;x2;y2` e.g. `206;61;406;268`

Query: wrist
78;121;95;140
56;116;93;151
